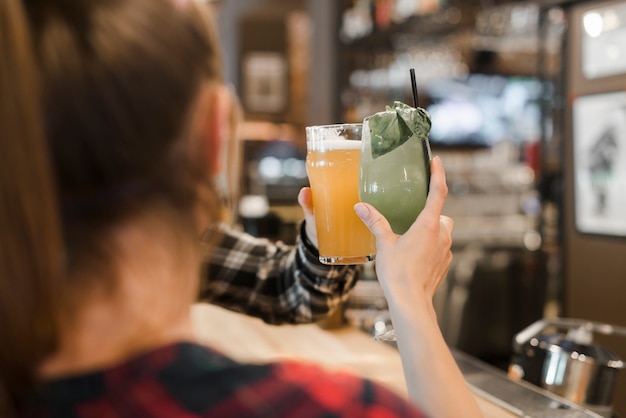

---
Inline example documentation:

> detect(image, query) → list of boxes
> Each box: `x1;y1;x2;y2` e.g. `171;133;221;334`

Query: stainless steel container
509;318;626;417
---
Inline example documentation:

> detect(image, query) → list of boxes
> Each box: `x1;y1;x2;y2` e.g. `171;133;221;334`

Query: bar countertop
191;303;603;418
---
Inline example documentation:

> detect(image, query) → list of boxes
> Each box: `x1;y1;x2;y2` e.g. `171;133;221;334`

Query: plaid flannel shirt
199;222;359;324
19;343;426;418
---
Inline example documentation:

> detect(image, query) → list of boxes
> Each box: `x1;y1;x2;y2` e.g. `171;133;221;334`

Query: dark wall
564;1;626;414
215;0;337;125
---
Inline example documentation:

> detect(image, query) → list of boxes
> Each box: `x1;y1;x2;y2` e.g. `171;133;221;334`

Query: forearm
355;157;482;417
389;297;483;418
198;222;359;324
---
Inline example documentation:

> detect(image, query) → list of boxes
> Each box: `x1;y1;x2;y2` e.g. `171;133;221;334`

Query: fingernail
433;155;442;165
354;203;369;219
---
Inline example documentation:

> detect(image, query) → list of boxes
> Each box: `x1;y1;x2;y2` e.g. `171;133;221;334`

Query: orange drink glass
305;124;376;265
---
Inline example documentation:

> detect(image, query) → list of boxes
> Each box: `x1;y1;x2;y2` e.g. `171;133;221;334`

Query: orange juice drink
305;124;376;265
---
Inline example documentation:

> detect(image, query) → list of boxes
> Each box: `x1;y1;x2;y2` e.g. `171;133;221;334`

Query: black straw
410;68;418;108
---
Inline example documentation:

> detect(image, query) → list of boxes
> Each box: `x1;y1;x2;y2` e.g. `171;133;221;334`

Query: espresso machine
509;318;626;417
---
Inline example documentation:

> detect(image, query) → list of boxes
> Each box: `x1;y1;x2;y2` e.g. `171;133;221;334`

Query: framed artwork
573;91;626;237
242;52;287;114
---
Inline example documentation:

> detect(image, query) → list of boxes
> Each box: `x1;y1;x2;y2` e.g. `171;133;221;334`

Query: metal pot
509;318;626;416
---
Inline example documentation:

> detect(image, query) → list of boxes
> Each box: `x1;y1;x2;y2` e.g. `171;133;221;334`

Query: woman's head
32;0;222;237
0;0;224;407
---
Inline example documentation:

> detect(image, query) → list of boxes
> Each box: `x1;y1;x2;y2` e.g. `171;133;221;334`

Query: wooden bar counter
191;304;602;418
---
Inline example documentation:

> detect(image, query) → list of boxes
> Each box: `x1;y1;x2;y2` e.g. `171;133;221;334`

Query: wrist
386;291;438;326
299;221;319;256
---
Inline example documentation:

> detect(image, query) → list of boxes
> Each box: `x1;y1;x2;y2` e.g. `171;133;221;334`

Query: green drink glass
359;101;432;235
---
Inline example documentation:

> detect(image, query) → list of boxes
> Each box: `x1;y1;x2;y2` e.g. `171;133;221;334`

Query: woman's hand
354;156;453;311
297;187;318;248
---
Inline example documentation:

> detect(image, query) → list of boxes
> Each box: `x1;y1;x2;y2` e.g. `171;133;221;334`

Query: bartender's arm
198;188;359;325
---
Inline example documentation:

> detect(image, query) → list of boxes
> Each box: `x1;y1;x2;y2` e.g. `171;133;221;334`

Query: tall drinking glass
359;108;432;235
306;124;376;265
359;104;432;341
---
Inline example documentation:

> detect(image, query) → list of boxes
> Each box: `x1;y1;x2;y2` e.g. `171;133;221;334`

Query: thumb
354;202;394;242
422;156;448;218
298;187;318;246
297;187;314;216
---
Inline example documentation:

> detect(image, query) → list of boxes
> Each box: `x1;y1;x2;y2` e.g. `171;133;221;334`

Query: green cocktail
359;101;432;235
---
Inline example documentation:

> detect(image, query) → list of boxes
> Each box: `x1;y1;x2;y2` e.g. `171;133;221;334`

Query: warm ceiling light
583;11;604;38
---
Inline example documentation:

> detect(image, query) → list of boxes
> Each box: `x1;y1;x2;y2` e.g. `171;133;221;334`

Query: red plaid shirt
19;343;425;417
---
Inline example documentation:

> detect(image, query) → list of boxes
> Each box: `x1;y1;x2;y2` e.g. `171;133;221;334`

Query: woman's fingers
422;156;448;220
440;215;454;236
356;156;450;242
297;187;314;215
354;202;394;244
298;187;318;247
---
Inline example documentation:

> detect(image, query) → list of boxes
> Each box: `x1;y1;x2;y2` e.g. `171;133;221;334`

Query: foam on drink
308;138;361;152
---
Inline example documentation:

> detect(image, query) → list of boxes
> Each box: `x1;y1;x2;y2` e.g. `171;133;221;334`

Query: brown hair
191;0;241;223
0;0;63;409
0;0;222;410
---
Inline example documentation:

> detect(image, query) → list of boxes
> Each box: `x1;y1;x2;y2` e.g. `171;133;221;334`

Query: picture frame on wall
572;91;626;237
242;52;287;114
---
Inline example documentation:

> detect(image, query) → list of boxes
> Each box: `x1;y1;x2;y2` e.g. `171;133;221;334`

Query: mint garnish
368;101;431;159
